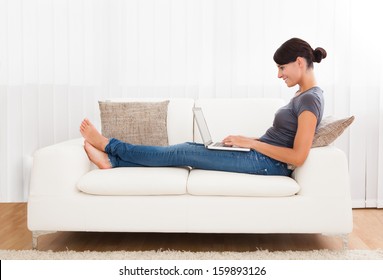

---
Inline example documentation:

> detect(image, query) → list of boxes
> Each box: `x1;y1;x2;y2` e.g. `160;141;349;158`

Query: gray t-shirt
259;86;324;148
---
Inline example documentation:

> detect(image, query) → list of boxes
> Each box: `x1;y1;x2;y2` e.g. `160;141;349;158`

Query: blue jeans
105;138;292;176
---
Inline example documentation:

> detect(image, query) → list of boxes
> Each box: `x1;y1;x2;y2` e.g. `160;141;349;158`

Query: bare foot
84;141;112;169
79;118;109;151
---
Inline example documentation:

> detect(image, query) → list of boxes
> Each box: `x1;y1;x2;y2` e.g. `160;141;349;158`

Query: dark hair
273;38;327;68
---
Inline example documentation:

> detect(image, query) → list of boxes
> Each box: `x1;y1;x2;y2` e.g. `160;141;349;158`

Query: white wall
0;0;382;206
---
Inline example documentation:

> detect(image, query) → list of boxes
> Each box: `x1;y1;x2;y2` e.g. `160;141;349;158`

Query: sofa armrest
29;138;91;196
292;146;351;198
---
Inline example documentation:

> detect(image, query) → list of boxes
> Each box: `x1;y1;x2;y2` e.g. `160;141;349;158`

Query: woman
80;38;326;176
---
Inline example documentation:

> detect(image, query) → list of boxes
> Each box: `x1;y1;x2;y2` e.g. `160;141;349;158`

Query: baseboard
353;199;383;209
352;199;366;208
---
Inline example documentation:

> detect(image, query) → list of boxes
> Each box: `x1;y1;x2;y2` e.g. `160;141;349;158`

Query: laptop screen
193;108;213;145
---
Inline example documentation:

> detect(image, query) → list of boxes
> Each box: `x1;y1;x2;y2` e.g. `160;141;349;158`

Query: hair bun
313;47;327;63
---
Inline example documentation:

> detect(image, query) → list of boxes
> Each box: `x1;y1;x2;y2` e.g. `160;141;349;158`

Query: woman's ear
296;57;307;68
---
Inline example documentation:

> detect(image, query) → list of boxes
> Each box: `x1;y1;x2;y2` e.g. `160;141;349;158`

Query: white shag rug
1;249;383;260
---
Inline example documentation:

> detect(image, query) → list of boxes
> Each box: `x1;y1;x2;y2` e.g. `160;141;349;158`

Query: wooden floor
1;203;382;252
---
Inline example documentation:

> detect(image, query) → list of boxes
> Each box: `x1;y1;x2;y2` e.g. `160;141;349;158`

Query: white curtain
1;0;382;205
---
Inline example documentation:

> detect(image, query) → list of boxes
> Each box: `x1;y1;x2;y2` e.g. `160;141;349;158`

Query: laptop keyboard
212;142;231;147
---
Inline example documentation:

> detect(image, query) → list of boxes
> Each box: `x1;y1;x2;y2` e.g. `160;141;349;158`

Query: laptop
193;107;250;152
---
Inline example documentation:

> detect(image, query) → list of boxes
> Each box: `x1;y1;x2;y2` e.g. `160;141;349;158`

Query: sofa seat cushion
77;167;189;195
187;170;300;197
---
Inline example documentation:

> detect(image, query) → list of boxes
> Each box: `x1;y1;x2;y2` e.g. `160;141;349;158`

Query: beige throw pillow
99;100;169;146
312;115;355;148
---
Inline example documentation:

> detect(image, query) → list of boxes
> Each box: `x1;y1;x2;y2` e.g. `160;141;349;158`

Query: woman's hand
222;135;258;149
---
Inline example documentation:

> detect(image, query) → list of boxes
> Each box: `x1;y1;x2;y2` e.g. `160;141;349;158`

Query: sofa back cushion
194;98;284;142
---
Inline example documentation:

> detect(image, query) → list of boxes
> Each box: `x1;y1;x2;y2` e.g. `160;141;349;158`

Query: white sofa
28;98;353;249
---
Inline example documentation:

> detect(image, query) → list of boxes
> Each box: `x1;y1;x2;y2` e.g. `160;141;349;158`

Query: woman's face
277;59;302;88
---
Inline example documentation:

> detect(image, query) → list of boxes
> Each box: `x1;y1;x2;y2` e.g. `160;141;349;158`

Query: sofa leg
32;231;57;250
341;234;349;250
321;233;349;250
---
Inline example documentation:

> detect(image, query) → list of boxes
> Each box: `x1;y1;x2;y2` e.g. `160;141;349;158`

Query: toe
84;118;91;126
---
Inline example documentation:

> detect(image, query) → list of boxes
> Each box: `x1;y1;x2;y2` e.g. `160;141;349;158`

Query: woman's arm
223;111;317;167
